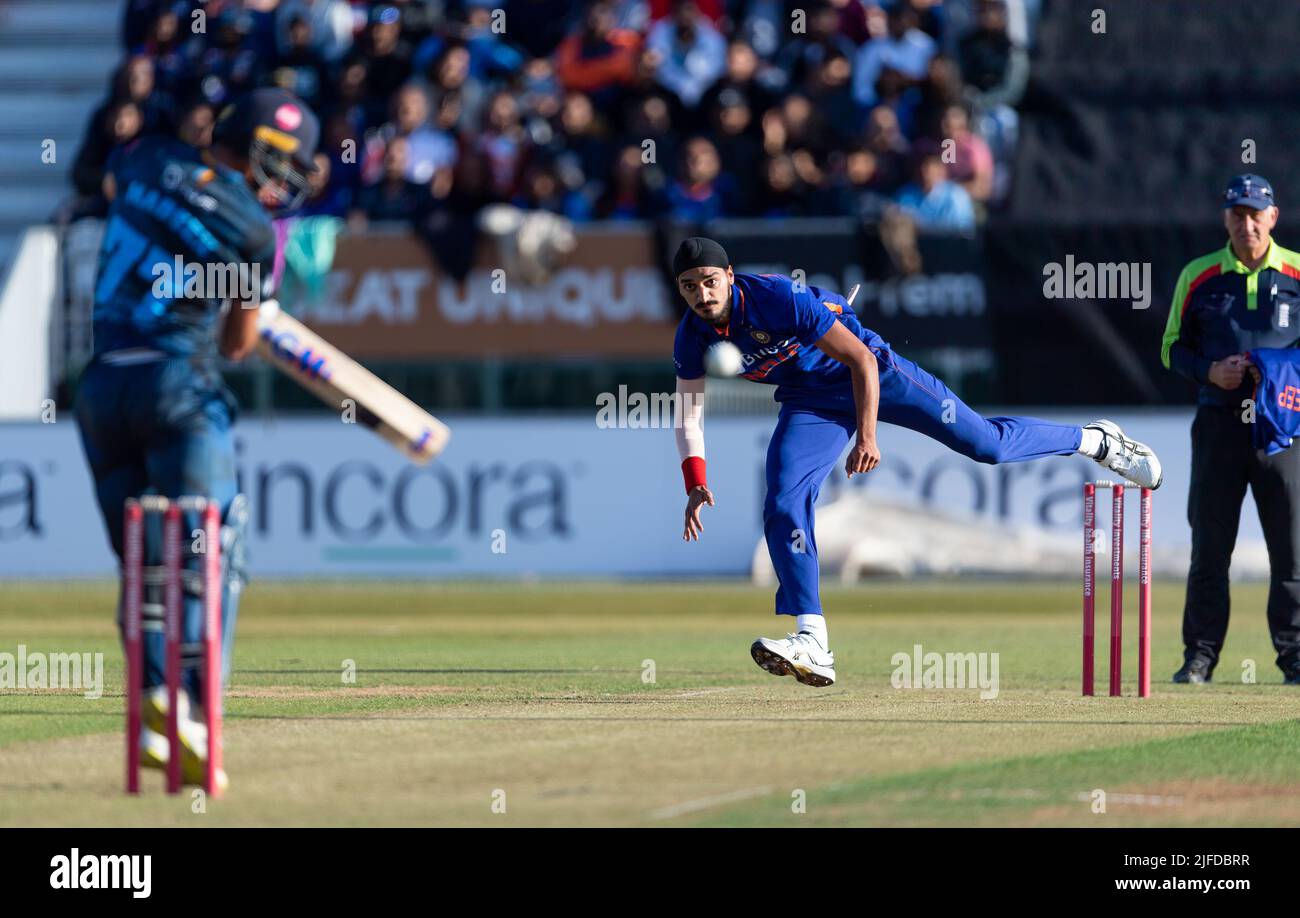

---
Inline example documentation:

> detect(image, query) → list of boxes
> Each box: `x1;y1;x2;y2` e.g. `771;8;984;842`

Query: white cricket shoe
141;685;228;792
1085;419;1163;490
750;632;836;687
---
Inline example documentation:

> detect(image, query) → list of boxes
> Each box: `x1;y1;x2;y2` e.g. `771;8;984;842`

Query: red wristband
682;456;707;493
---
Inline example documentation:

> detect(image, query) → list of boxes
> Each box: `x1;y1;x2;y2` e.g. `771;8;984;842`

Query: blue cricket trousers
75;357;244;697
764;349;1082;615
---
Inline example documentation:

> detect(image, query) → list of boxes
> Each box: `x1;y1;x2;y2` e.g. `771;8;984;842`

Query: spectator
275;0;356;63
71;54;159;201
300;152;341;217
893;141;975;233
958;0;1027;201
621;93;678;180
136;1;181;55
432;88;466;139
832;0;873;47
196;8;261;106
414;3;526;85
112;55;167;130
830;143;895;219
646;0;727;110
863;104;910;192
938;103;993;205
390;0;443;50
778;93;828;159
475;91;533;199
347;5;413;128
554;1;642;107
909;0;949;44
959;0;1028;109
699;39;779;132
316;112;363;216
175;99;215;149
139;4;199;102
519;57;565;125
753;153;807;217
759;105;786;157
595;144;663;219
325;57;374;137
466;4;528;83
734;0;785;60
272;13;331;109
72;101;143;201
514;158;592;221
660;136;737;222
554;92;611;193
426;43;489;137
352;136;430;228
803;51;861;149
913;55;964;140
122;0;181;52
383;84;458;185
944;0;1032;57
419;149;496;280
708;88;762;211
853;2;937;109
776;1;856;89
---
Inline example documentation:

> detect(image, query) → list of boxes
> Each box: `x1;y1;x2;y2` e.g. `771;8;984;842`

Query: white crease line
649;785;775;820
675;687;738;698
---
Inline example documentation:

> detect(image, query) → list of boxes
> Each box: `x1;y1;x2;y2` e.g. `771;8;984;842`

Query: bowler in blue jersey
669;236;1164;687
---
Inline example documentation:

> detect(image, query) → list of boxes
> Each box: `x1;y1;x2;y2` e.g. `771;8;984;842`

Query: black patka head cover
673;237;730;279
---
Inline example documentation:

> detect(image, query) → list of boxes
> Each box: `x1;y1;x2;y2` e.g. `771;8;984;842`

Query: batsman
75;88;320;789
671;237;1164;687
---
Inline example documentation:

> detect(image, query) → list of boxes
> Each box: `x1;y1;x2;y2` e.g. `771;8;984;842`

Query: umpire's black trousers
1185;404;1300;672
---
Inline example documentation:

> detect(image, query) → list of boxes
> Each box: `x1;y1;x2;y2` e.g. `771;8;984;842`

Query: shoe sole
750;641;835;687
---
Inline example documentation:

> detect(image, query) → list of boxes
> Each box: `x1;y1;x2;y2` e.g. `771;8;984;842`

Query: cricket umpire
1160;174;1300;685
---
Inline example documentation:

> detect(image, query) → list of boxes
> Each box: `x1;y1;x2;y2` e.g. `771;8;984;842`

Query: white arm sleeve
674;375;706;461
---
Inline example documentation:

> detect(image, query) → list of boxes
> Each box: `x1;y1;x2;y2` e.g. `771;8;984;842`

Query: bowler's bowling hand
845;435;881;478
1208;354;1248;390
683;486;714;541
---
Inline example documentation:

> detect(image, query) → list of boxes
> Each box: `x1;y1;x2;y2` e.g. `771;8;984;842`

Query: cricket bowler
671;236;1163;687
75;88;319;787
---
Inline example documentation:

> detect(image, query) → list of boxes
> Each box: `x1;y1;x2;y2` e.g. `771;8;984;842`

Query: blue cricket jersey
91;135;276;363
672;272;891;413
1249;347;1300;454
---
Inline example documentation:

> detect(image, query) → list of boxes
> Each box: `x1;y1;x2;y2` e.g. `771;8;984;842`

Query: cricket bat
255;300;451;464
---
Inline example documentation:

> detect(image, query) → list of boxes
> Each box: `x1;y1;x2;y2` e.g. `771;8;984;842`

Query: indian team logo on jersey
749;328;772;344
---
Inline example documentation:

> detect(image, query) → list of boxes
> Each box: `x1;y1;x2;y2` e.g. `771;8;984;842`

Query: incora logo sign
236;452;573;542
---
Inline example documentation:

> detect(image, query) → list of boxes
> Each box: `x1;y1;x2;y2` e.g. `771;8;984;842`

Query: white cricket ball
704;341;745;377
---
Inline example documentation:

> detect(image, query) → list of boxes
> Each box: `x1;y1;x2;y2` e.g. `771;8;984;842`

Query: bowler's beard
696;289;732;328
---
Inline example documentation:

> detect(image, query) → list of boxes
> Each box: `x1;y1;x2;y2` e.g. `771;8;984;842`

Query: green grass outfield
1;580;1297;827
